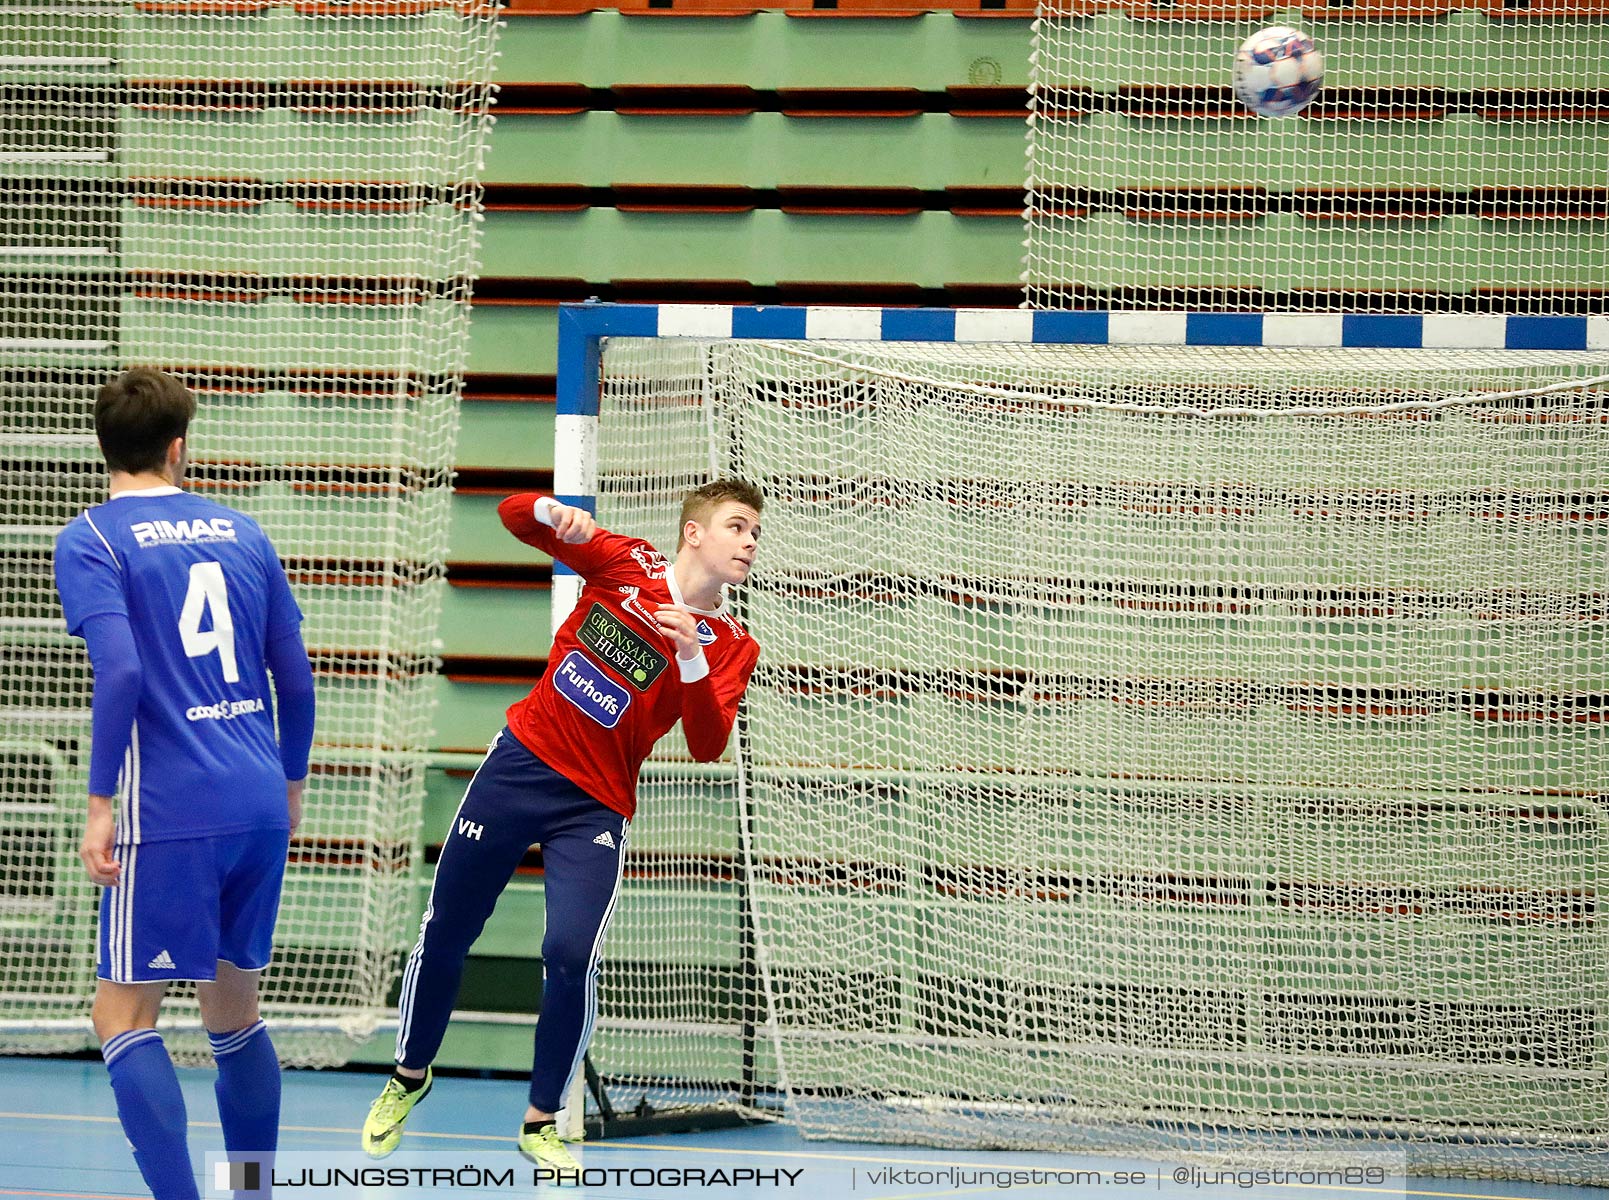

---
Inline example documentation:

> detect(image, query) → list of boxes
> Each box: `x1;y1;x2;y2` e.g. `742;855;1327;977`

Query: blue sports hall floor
0;1057;1601;1200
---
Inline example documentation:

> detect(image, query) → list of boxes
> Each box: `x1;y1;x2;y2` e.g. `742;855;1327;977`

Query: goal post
554;301;1609;1183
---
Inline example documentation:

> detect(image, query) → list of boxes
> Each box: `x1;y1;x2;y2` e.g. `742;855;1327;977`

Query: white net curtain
594;333;1609;1183
1025;1;1609;312
0;2;501;1066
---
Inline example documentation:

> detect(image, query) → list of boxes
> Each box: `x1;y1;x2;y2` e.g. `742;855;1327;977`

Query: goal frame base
578;1055;780;1141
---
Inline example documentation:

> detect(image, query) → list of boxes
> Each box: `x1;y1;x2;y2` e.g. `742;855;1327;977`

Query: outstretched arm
497;493;662;585
498;493;594;550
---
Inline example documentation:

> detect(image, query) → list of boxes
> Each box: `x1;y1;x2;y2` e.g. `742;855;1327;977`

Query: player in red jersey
361;480;762;1173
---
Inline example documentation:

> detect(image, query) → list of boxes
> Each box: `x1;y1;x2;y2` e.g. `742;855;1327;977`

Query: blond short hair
677;479;763;550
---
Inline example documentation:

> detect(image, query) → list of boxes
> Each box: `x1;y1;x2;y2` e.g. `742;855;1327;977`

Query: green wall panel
466;209;1604;326
448;492;552;564
496;12;1030;89
477;208;1021;285
967;10;1609;91
1027;213;1609;292
424;764;470;837
120;109;480;186
120;296;469;373
119;201;476;275
467;304;558;374
457;399;554;471
439;585;553;659
1046;113;1609;192
431;677;532;749
486;111;1027;189
494;10;1609;91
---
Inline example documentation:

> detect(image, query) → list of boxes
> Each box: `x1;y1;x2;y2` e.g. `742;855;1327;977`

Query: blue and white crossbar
554;298;1608;450
556;302;1608;416
550;302;1607;619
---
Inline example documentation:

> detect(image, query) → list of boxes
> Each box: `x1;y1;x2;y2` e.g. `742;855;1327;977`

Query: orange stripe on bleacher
1119;0;1273;16
1300;0;1459;16
131;1;271;12
501;0;1037;13
134;0;498;10
1479;0;1609;15
291;1;499;14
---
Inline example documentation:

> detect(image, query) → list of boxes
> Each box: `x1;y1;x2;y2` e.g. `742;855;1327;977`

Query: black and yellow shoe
361;1068;432;1158
518;1121;581;1179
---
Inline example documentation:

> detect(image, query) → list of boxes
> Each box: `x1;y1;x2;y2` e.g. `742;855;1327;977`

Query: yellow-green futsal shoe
518;1122;582;1180
361;1068;432;1158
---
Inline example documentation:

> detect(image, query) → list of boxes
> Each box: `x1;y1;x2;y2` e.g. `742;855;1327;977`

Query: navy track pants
393;728;630;1112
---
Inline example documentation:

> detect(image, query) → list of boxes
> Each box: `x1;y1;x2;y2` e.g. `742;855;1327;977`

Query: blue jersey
54;487;303;844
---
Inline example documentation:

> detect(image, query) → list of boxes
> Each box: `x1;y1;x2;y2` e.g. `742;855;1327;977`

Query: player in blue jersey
53;369;317;1200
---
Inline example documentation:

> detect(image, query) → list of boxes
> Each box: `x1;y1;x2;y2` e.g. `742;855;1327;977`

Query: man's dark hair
678;479;764;550
94;369;195;475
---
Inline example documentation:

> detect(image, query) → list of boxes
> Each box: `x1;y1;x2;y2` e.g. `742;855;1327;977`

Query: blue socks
103;1029;200;1200
208;1020;281;1155
101;1022;281;1200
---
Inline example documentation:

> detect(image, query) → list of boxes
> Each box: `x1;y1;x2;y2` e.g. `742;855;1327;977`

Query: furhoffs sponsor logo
552;651;631;729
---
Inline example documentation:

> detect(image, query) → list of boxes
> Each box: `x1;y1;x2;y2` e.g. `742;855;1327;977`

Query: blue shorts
98;827;290;984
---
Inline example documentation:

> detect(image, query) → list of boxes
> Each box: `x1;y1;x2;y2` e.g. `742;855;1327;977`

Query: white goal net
591;332;1609;1184
0;2;500;1065
1026;0;1609;312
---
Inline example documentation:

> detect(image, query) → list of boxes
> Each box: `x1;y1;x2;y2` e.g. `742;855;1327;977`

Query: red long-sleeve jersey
498;494;761;821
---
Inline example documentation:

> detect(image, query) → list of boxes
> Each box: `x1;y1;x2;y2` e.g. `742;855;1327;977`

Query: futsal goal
558;301;1609;1185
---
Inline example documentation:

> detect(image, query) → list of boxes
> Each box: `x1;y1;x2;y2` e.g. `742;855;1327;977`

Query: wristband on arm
677;649;710;683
